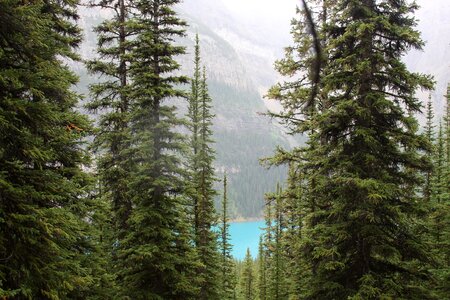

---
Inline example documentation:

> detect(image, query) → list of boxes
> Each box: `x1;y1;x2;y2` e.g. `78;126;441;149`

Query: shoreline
229;217;264;223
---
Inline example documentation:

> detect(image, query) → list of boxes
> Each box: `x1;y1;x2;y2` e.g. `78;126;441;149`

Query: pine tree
85;0;136;292
68;186;118;299
0;0;97;298
269;0;435;298
257;236;267;300
187;35;221;299
444;84;450;202
429;117;450;297
438;85;450;295
445;85;450;204
424;94;435;202
260;186;274;299
240;248;255;300
86;0;135;240
119;0;199;298
188;34;202;239
432;123;445;212
281;163;305;299
220;174;237;299
264;185;288;300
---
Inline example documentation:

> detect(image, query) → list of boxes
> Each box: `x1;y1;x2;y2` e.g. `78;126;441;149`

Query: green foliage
3;1;449;299
187;35;221;299
220;174;238;299
423;94;435;202
239;248;256;300
268;0;437;299
85;0;136;295
260;185;289;300
257;236;267;300
67;190;118;300
86;0;135;235
0;0;102;298
427;86;450;297
117;0;200;298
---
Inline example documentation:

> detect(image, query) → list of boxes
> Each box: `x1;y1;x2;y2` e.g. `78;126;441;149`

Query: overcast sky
221;0;298;23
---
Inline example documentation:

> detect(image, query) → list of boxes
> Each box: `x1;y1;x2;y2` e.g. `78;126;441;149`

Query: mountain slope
404;0;450;116
74;0;449;218
74;6;293;219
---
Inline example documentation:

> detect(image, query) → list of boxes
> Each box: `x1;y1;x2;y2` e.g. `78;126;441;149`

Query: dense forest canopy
0;0;449;299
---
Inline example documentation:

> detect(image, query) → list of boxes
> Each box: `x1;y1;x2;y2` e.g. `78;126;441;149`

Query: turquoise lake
229;220;265;260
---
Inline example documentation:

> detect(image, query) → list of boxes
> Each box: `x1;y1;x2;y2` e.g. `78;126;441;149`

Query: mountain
74;4;296;219
404;0;450;117
74;0;449;218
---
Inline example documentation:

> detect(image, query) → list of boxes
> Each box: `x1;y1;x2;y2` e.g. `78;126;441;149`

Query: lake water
229;220;265;260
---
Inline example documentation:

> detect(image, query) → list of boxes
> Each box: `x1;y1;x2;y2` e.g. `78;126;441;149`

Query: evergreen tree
444;84;450;202
445;85;450;205
68;186;118;299
424;94;435;202
85;0;136;292
0;0;97;298
257;236;267;300
86;0;135;242
188;33;202;239
263;185;288;300
240;248;255;300
260;185;274;300
187;35;221;299
220;174;237;299
119;0;199;298
439;86;450;295
281;163;305;299
431;123;445;213
269;0;435;298
429;118;450;297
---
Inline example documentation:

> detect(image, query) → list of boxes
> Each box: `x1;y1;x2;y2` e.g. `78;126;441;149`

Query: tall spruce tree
119;0;199;298
269;0;435;298
240;248;255;300
188;34;202;239
429;119;450;297
263;185;288;300
423;93;450;298
424;94;435;202
86;0;135;239
220;174;237;299
85;0;136;292
281;163;305;299
260;185;274;299
437;85;450;295
187;35;220;299
444;85;450;202
257;236;267;300
443;86;450;213
0;0;96;298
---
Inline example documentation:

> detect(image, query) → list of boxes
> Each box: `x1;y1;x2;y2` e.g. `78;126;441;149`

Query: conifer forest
1;0;450;299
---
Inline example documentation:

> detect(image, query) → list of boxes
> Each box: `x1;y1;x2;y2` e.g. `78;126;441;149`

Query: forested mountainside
75;6;296;219
178;0;450;116
74;0;450;219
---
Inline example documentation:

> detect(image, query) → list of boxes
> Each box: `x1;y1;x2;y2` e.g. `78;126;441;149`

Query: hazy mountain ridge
180;0;450;117
177;0;450;217
75;5;291;218
404;0;450;117
74;1;449;218
178;0;295;108
173;13;294;218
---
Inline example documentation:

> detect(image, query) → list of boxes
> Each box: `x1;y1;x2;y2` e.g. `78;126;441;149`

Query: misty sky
222;0;297;24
